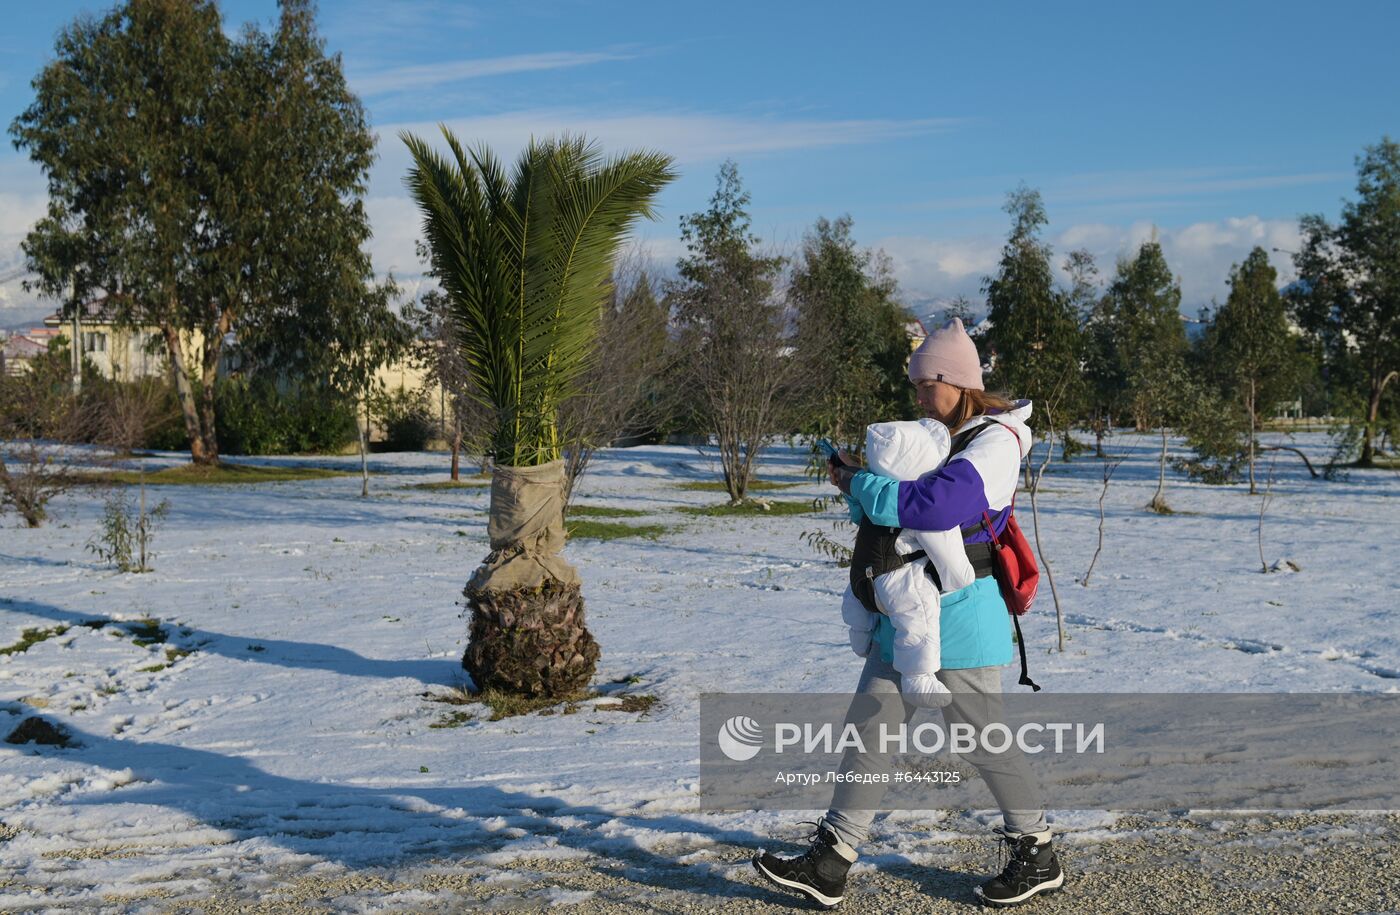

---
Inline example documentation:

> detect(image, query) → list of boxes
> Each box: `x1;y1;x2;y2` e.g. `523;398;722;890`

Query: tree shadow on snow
2;713;795;905
2;598;461;687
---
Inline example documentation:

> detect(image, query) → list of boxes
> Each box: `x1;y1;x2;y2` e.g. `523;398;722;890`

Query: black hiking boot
973;828;1064;907
752;820;856;909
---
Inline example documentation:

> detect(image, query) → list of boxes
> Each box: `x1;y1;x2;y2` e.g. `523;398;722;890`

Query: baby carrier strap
847;419;1004;615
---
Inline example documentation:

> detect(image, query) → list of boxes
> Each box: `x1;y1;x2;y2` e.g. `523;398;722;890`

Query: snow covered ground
1;431;1397;912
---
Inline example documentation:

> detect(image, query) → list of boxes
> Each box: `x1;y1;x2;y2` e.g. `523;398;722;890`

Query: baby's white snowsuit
840;419;976;708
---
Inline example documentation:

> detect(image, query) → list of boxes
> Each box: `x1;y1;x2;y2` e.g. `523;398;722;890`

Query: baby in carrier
840;418;975;708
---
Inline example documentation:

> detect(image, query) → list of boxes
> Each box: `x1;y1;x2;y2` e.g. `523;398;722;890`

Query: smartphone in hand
815;438;845;465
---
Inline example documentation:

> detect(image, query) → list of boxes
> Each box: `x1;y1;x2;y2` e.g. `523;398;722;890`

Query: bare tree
1081;456;1123;587
0;343;91;527
559;251;673;503
1257;455;1279;573
93;373;178;456
1027;399;1068;651
403;289;492;481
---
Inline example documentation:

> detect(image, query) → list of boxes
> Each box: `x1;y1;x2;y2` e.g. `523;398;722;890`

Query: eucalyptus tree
10;0;391;465
403;128;675;699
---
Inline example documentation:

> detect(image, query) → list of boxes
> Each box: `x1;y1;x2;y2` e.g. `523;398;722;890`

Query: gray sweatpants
822;653;1049;851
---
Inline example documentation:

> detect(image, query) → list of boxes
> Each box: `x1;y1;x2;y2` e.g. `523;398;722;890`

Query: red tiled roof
2;334;48;359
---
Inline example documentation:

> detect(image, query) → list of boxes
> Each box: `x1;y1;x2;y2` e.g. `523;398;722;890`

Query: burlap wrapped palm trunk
462;459;600;697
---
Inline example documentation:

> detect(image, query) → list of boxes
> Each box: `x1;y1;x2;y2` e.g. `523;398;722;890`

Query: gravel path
166;812;1399;915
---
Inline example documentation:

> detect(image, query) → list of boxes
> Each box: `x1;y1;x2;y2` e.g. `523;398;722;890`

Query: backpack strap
954;418;1042;692
1012;614;1041;692
951;419;1016;538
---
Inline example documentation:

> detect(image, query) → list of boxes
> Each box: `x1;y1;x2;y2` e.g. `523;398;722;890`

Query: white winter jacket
840;419;974;706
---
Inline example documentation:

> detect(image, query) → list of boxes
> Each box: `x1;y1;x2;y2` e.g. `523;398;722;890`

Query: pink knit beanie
907;317;984;390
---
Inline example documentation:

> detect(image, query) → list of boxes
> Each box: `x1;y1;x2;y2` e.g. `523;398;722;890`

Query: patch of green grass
164;646;193;663
79;464;349;486
678;499;815;517
595;693;660;715
120;619;166;647
674;479;802;492
403;479;490;490
0;626;69;657
428;710;475;729
423;686;660;721
565;505;649;518
480;688;593;720
137;664;167;674
565;519;669;541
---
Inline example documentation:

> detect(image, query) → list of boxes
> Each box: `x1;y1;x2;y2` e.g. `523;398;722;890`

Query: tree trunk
1246;379;1257;495
197;363;219;466
450;426;461;482
1148;426;1171;513
1360;370;1398;467
161;323;213;465
195;307;231;466
1027;425;1066;651
359;397;370;498
462;460;599;699
463;579;600;697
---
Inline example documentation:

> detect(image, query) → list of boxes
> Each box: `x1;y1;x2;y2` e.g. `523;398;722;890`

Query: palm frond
403;128;676;465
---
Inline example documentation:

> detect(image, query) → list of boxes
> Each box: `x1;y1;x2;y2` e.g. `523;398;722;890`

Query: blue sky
3;0;1397;325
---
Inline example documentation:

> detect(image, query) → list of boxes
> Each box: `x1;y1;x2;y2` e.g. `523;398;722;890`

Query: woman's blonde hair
947;387;1015;429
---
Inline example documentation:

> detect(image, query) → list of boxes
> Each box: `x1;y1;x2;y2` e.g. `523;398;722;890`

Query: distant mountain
0;301;55;333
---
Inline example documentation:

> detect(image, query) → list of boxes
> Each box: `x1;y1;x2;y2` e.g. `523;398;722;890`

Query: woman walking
753;318;1064;909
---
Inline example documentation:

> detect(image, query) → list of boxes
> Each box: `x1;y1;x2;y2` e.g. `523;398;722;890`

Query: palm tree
403;128;675;699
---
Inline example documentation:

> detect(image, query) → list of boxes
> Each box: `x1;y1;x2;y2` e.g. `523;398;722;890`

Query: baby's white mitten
841;586;879;659
902;672;953;709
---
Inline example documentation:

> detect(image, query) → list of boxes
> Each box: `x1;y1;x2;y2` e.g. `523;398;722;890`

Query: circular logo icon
717;715;763;761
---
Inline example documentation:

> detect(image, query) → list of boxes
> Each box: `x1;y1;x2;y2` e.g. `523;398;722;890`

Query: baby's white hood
865;418;952;481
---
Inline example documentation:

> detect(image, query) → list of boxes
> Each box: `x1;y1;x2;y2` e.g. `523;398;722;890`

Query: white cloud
375;109;959;178
874;215;1302;318
873;234;1003;303
0;189;52;326
352;50;636;96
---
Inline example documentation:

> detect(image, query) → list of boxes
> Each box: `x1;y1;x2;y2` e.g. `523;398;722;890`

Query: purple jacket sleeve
847;458;992;532
896;459;991;531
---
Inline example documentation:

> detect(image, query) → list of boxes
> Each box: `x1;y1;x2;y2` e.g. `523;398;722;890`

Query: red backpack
979;498;1039;616
971;421;1042;691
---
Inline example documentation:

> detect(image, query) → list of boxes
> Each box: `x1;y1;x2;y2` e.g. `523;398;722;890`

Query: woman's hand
827;452;860;493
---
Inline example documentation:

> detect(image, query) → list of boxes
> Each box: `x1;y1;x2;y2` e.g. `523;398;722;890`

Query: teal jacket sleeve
848;471;901;527
847;496;866;525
